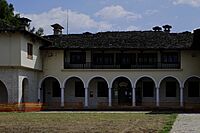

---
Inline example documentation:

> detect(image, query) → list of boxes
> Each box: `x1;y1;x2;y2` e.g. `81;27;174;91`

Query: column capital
180;86;184;89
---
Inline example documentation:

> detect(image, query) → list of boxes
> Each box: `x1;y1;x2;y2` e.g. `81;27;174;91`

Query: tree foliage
35;27;44;36
0;0;45;35
0;0;20;27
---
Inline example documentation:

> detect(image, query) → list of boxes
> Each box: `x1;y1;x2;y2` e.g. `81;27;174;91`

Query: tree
35;27;44;36
30;27;35;33
0;0;20;26
0;0;45;34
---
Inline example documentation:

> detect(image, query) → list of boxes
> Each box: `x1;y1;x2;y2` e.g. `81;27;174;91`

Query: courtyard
0;112;176;133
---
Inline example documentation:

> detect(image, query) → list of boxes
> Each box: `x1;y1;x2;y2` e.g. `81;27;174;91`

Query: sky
7;0;200;35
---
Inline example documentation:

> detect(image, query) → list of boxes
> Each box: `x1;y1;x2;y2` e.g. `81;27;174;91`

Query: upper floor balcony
64;62;180;69
64;50;181;69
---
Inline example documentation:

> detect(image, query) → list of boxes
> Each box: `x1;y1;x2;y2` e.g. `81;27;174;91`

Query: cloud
95;5;142;21
144;10;159;16
21;7;113;34
126;25;140;31
172;0;200;7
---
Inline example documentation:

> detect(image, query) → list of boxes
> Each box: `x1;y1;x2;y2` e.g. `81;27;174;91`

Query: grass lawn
0;112;176;133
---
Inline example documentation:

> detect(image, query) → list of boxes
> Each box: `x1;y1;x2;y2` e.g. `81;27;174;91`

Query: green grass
0;112;177;133
160;114;177;133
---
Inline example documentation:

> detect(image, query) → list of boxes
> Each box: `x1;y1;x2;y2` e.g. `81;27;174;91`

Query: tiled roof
43;31;193;49
0;20;51;44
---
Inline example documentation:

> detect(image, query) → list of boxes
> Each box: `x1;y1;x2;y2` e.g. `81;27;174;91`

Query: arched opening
159;77;180;107
184;76;200;107
64;77;85;109
41;77;61;108
135;77;156;106
21;78;28;103
88;77;108;108
112;77;132;106
0;80;8;103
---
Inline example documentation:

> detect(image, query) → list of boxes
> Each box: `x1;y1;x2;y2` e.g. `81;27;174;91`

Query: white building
0;22;200;111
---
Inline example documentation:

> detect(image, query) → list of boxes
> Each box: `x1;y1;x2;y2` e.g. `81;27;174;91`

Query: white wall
0;32;44;70
20;35;43;70
41;50;200;88
0;32;21;66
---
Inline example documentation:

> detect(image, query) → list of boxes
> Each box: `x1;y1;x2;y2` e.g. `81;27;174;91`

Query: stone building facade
0;23;200;111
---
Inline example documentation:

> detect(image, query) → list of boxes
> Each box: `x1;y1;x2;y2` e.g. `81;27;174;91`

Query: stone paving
170;114;200;133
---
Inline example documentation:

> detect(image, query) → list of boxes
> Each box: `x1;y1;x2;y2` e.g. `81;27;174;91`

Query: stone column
85;87;88;107
108;87;112;107
180;87;184;107
132;87;136;106
156;87;160;107
61;88;64;107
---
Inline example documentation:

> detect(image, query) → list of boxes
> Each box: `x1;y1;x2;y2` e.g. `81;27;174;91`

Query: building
0;21;200;111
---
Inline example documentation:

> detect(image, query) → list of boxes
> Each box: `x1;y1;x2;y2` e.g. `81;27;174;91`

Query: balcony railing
64;62;181;69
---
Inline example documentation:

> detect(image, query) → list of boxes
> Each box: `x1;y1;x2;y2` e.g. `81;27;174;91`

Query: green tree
35;27;44;36
0;0;20;26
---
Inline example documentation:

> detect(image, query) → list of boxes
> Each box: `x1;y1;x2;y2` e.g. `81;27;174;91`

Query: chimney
19;17;31;31
162;25;172;33
51;23;64;35
192;29;200;49
152;26;162;32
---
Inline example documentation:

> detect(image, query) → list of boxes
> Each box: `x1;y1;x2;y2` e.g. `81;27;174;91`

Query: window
75;81;85;97
97;81;108;97
104;54;114;65
161;52;179;63
138;53;157;64
93;53;103;65
93;53;114;65
166;82;177;97
116;53;136;65
27;43;33;59
188;81;199;97
70;52;86;64
52;81;61;97
143;81;154;97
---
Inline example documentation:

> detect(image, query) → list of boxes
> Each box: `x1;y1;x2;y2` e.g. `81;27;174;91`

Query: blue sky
7;0;200;35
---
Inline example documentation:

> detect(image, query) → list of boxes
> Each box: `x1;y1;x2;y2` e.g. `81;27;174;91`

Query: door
118;86;132;105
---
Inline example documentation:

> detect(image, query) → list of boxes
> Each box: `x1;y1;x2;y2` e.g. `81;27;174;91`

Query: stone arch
40;76;61;108
135;76;157;106
39;76;62;89
64;76;85;109
183;75;200;107
111;75;133;88
158;75;181;88
134;75;157;88
0;80;8;103
21;78;28;103
159;76;181;107
63;76;86;89
183;75;200;87
111;76;133;106
87;75;109;88
87;76;109;108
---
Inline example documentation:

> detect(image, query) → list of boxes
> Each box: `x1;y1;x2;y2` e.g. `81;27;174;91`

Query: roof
19;17;32;23
42;31;194;50
51;23;64;29
0;20;51;44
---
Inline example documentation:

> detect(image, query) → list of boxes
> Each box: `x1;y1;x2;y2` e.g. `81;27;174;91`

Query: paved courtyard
170;114;200;133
